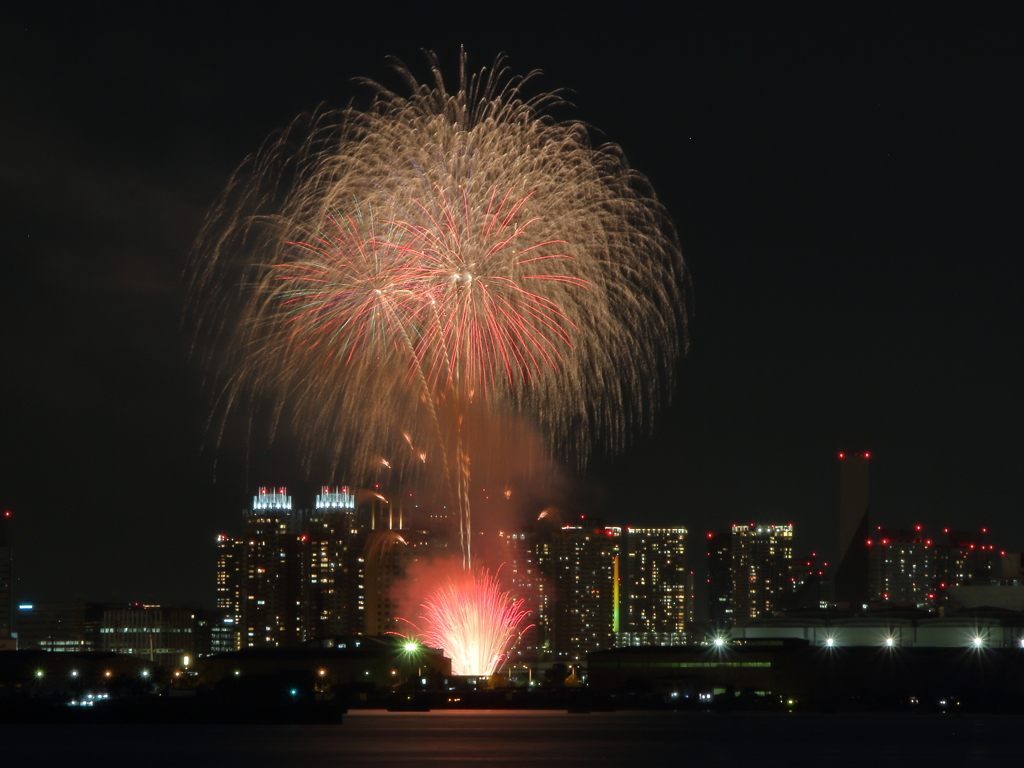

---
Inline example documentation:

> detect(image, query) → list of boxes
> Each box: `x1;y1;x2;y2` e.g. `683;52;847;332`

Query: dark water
2;710;1020;766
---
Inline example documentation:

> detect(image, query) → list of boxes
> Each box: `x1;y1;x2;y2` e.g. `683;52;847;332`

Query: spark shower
192;52;685;675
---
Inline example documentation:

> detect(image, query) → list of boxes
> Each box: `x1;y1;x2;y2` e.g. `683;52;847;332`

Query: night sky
2;4;1020;608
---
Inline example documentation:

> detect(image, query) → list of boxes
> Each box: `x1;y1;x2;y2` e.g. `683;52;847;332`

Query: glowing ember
415;567;532;676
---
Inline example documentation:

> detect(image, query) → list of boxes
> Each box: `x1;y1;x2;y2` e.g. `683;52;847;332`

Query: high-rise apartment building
215;534;243;650
218;485;431;647
624;527;688;639
864;526;1003;609
500;529;553;659
550;519;621;659
362;529;431;636
706;531;734;630
240;487;303;648
938;529;1000;589
867;527;936;607
731;523;794;625
301;486;358;639
0;510;11;639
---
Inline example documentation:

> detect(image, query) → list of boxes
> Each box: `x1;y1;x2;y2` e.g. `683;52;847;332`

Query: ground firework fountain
192;51;685;675
413;567;533;677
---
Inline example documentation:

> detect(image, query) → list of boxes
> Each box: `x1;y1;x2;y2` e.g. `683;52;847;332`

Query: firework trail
191;51;685;665
412;567;533;676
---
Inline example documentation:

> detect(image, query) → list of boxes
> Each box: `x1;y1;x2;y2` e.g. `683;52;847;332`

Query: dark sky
1;4;1020;607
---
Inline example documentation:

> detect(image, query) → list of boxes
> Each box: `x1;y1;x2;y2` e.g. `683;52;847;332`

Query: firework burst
192;50;685;489
413;567;533;677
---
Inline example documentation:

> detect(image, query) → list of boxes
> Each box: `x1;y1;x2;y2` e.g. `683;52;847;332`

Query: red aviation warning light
838;452;845;459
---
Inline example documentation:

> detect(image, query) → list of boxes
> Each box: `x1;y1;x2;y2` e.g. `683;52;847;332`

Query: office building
14;601;90;651
100;604;196;667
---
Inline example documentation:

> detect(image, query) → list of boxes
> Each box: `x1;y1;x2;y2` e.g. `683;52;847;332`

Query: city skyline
2;5;1020;607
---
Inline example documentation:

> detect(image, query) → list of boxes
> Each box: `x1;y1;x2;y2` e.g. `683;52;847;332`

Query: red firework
276;183;585;402
413;566;533;676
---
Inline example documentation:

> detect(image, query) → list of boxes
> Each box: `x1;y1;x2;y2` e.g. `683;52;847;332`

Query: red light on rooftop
838;452;845;459
982;527;988;533
707;533;713;539
915;525;922;531
863;452;871;459
3;511;9;517
881;539;889;545
866;539;873;546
